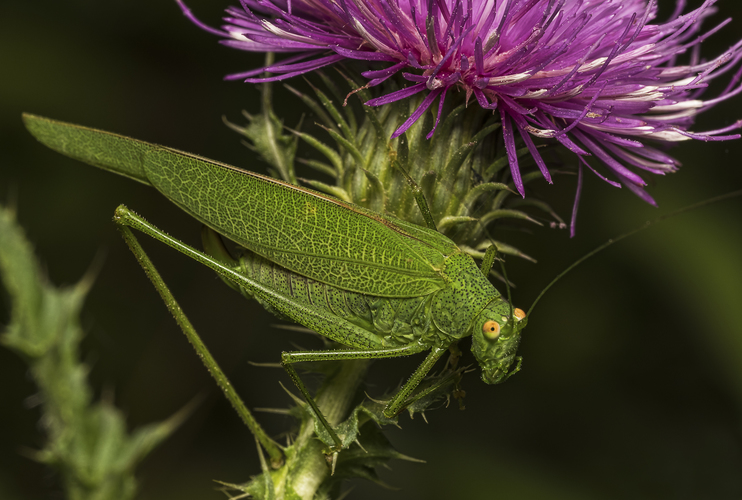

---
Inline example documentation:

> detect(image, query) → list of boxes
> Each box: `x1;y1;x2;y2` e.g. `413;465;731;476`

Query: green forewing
144;148;448;297
23;113;457;297
22;114;151;186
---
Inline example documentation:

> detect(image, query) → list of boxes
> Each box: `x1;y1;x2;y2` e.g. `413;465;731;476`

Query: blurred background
1;0;741;498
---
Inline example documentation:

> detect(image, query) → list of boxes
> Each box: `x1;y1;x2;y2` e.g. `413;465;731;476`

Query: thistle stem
290;359;370;499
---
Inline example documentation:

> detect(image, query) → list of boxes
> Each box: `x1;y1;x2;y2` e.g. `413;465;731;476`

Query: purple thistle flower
179;0;742;229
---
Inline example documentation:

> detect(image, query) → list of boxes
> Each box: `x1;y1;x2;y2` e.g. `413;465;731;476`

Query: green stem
290;359;370;500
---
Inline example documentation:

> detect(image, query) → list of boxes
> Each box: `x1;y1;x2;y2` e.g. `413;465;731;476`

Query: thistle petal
179;0;742;207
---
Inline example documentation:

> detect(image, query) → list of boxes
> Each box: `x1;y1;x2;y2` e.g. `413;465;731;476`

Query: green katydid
22;113;528;453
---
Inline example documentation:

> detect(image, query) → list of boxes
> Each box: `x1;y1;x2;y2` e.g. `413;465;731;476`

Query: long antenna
527;189;742;317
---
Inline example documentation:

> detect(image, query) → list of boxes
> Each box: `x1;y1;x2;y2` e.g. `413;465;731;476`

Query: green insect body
23;113;527;451
208;233;524;382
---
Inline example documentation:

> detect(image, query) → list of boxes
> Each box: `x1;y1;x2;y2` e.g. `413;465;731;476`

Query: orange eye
514;308;526;321
482;320;500;339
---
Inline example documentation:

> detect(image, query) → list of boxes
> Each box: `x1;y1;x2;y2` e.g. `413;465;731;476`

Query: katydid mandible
23;113;527;451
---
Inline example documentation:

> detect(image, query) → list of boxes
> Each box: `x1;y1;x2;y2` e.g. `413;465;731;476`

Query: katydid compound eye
483;320;500;339
514;308;526;321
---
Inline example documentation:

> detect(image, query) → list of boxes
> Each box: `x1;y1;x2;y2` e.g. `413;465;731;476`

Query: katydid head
470;302;527;385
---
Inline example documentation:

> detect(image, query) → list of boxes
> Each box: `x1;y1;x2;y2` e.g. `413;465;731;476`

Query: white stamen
649;100;704;113
485;72;532;86
525;125;556;138
261;21;320;45
521;89;549;98
615;87;664;101
646;130;692;141
577;57;607;73
642;109;698;121
351;18;395;55
229;31;250;42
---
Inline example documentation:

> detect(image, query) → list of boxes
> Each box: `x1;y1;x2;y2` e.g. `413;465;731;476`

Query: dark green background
2;1;741;498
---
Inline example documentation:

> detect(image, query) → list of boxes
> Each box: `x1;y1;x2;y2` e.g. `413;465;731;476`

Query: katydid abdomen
206;230;507;352
234;249;433;347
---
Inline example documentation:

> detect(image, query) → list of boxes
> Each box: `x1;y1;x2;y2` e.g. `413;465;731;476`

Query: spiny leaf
299;179;353;202
308;80;356;142
0;205;181;500
320;125;366;169
225;109;298;185
484;145;532;179
285;83;334;131
462;182;514;209
430;104;466;144
479;209;544;227
297;158;338;179
438;215;477;231
291;129;344;174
